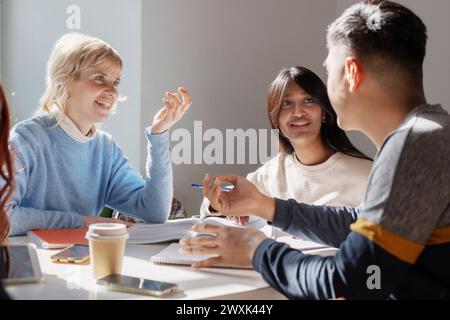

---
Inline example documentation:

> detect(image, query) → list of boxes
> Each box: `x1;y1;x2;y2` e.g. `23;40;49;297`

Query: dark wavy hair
268;66;370;160
0;84;14;243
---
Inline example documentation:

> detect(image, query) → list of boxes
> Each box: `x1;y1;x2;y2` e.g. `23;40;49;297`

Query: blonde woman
7;33;191;236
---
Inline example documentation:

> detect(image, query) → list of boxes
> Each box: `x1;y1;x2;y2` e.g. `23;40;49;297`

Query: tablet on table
0;244;43;284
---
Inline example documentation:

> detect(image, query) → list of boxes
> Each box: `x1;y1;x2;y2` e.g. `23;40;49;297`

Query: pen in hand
191;183;234;192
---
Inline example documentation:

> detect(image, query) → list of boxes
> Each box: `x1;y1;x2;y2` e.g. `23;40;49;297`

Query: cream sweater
200;152;372;219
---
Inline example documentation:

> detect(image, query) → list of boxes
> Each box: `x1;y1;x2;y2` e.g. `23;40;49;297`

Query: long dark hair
0;84;14;244
268;66;371;160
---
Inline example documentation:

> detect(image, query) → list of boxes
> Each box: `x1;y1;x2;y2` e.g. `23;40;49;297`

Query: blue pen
191;183;234;192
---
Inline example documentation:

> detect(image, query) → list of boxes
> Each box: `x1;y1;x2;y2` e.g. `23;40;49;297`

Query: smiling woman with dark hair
201;66;372;239
267;66;370;161
0;83;15;300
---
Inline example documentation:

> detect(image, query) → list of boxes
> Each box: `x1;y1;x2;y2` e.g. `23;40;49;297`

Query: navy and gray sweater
252;105;450;299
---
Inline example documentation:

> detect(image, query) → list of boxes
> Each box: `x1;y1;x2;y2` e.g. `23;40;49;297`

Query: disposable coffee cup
85;223;129;279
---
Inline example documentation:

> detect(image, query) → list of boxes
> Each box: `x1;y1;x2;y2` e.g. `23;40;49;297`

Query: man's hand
179;223;268;268
203;173;276;221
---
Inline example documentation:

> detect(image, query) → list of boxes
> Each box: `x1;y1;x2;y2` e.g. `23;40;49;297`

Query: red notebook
27;227;89;249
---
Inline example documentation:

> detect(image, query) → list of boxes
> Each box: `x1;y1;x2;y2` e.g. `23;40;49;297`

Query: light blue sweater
7;116;173;236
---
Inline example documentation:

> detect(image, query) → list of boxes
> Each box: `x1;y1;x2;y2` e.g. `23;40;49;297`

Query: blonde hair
39;32;122;115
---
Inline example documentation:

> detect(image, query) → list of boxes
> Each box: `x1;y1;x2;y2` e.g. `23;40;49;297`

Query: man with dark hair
325;0;429;134
180;0;450;299
327;0;427;86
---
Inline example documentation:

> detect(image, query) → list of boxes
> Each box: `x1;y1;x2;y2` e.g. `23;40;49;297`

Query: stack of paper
127;216;268;244
127;218;200;244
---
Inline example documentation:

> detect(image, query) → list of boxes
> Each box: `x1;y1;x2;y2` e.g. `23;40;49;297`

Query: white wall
142;0;338;215
1;0;142;168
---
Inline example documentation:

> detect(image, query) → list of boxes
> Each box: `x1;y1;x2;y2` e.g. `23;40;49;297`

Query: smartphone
51;245;90;264
97;274;179;297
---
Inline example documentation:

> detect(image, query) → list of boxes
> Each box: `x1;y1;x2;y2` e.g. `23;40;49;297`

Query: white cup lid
85;223;129;240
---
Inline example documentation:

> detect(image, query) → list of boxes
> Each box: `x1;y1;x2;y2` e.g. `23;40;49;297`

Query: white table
5;236;337;300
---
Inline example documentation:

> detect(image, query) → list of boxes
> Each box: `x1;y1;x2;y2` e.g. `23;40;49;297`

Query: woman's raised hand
151;87;192;134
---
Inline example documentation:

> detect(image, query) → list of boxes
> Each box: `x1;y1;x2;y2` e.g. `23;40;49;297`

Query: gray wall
144;0;450;215
1;0;142;168
1;0;448;216
141;0;338;215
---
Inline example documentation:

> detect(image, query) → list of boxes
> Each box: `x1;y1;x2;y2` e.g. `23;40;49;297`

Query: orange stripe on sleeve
427;225;450;245
350;219;424;264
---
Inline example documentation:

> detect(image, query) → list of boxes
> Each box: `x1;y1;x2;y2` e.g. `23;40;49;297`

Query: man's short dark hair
327;0;428;86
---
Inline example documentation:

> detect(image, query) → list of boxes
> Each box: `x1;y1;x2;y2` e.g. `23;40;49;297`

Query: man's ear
344;57;362;92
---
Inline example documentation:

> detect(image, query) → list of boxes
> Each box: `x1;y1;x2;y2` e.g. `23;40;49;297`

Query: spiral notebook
150;243;253;270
